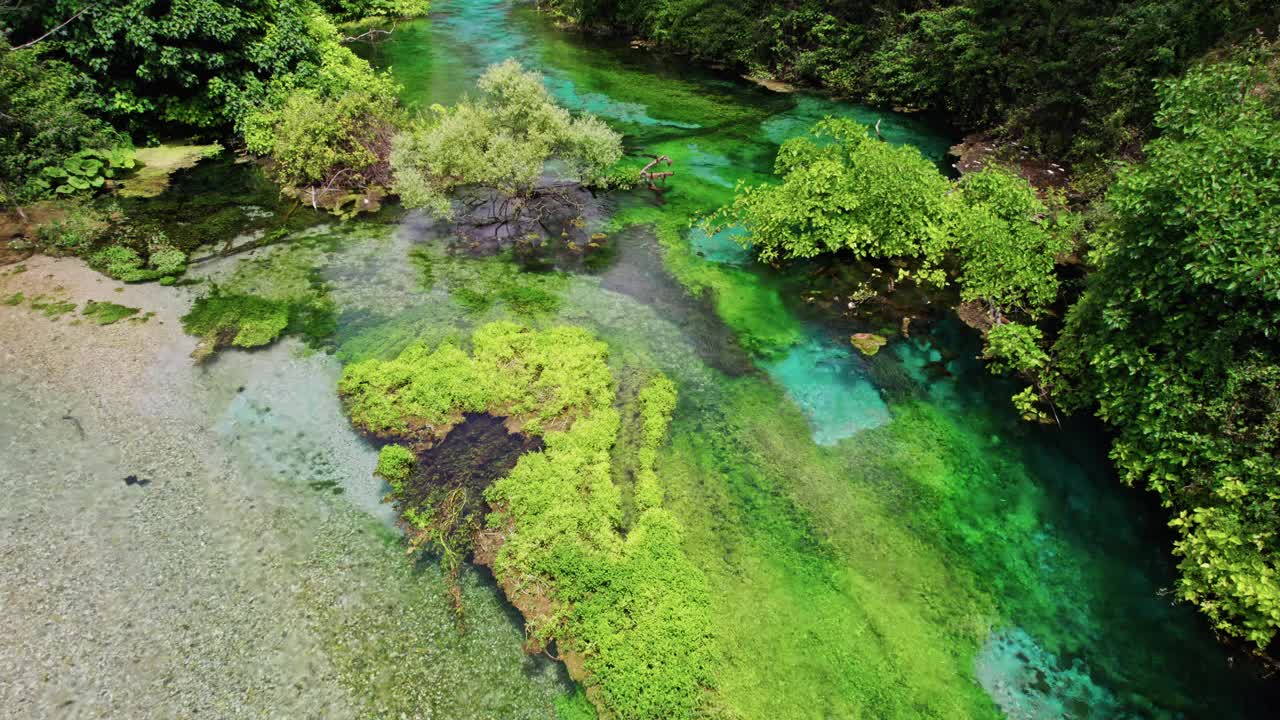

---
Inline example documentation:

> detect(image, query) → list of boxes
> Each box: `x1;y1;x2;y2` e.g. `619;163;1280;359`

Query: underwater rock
850;332;887;356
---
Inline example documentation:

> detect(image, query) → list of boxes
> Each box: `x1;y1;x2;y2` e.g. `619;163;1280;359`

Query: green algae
29;295;77;318
411;245;567;317
183;236;342;359
118;143;224;198
81;300;140;325
2;291;23;306
341;323;715;719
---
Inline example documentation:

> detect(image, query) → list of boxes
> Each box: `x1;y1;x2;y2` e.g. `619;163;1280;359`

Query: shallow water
355;2;1278;717
5;1;1273;718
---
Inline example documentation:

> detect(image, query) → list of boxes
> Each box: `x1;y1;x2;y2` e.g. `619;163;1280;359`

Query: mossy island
339;322;716;719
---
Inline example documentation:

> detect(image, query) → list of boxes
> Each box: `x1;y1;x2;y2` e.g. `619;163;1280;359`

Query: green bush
375;444;416;493
1057;40;1280;647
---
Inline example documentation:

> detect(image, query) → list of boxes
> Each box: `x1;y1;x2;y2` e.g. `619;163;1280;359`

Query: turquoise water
335;1;1280;717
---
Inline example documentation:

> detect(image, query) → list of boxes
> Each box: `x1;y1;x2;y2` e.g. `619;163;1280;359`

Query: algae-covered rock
118;144;223;198
850;332;887;356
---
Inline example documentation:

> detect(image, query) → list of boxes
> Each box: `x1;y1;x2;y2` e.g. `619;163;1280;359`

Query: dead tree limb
639;154;674;189
342;21;398;44
8;6;93;51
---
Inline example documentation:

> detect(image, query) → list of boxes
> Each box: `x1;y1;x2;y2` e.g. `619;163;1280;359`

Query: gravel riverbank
0;255;568;719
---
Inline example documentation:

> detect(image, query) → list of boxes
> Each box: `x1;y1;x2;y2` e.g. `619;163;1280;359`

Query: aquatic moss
88;244;187;283
411;246;567;317
81;300;140;325
182;290;291;359
340;322;614;438
181;241;339;358
29;295;77;318
375;444;415;494
341;323;716;719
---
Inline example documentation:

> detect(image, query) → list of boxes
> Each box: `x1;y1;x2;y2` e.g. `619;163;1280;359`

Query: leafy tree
949;167;1073;324
390;60;622;221
4;1;392;136
708;118;953;284
1057;39;1280;648
246;88;401;209
0;40;122;203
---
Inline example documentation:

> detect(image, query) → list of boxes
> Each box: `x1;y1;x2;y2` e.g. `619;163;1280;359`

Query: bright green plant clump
181;291;292;359
340;324;716;719
81;300;141;325
88;236;188;283
375;444;416;493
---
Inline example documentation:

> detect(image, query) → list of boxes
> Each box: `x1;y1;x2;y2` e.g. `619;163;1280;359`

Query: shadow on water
598;224;755;377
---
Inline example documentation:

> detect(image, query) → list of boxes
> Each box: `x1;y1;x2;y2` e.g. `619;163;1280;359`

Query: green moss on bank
340;323;716;719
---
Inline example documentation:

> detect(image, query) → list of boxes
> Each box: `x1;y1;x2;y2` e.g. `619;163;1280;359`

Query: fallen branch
639;154;674;189
342;21;398;44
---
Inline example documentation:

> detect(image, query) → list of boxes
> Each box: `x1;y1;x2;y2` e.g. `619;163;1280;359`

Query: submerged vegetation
341;323;715;718
4;0;1279;715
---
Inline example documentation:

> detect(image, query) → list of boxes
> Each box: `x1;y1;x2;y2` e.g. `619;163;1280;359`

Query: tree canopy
1057;40;1280;647
390;60;622;219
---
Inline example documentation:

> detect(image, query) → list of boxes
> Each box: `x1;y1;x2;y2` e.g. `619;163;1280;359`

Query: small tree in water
390;60;622;242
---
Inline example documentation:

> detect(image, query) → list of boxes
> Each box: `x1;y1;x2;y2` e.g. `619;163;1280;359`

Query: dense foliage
0;41;124;203
1;0;419;216
709;119;952;283
340;324;716;719
1057;41;1280;648
711;119;1071;406
2;0;404;134
391;60;622;218
541;0;1278;162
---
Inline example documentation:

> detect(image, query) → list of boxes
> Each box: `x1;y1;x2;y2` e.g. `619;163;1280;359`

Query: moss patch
29;295;77;318
81;300;141;325
340;323;716;719
117;143;224;198
181;291;291;359
181;242;337;360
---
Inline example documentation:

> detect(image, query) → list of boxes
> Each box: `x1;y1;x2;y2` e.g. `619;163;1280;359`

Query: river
1;0;1275;718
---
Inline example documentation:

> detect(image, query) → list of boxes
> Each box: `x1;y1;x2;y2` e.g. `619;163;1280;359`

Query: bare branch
8;5;92;52
342;21;398;44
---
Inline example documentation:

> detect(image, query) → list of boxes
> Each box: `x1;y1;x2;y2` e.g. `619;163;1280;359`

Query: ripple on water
762;335;890;445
